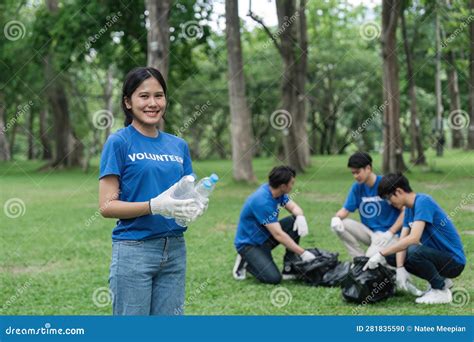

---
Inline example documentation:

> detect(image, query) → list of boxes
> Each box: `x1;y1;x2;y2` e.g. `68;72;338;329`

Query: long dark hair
121;67;167;126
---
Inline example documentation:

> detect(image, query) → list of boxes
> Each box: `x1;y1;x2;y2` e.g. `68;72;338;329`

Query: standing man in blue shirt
331;152;404;257
232;166;316;284
365;173;466;304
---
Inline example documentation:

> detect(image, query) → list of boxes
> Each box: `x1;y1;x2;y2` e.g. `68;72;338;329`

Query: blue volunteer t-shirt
343;175;400;232
403;193;466;265
99;125;193;240
234;184;290;250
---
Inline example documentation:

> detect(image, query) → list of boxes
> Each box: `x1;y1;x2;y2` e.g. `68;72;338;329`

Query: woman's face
125;77;166;127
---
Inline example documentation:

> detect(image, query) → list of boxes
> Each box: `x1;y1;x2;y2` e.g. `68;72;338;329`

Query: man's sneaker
424;278;454;293
415;288;452;304
232;254;247;280
281;263;298;280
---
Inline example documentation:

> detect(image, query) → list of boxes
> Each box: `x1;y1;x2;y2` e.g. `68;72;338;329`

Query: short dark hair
268;166;296;188
348;152;372;168
378;173;413;200
122;67;168;126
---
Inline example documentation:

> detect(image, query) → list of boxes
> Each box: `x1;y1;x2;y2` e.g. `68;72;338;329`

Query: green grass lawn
0;150;472;315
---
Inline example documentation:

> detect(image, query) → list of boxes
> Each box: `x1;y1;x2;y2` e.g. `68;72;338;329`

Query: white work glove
149;182;205;221
330;216;344;233
396;267;410;291
396;267;423;296
373;231;394;247
293;215;309;237
300;250;316;262
363;252;386;271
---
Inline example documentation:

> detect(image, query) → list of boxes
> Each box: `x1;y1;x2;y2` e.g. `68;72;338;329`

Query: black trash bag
291;248;339;286
321;261;351;287
341;256;396;304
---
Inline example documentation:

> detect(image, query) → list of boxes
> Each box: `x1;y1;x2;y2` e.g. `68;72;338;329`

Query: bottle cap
210;173;219;183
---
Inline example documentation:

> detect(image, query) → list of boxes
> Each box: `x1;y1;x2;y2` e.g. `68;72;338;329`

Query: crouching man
232;166;316;284
364;173;466;304
331;152;404;257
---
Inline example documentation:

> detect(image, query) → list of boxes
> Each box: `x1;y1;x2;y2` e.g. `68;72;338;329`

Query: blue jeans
237;216;300;284
109;236;186;315
386;244;465;289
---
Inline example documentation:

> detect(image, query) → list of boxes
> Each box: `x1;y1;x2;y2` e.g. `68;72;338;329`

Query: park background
0;0;472;315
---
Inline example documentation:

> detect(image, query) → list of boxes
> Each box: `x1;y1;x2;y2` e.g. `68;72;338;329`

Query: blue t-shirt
343;175;400;232
403;193;466;265
234;184;290;250
99;125;193;240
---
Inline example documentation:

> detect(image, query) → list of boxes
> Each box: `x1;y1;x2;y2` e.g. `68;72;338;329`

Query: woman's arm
99;175;150;219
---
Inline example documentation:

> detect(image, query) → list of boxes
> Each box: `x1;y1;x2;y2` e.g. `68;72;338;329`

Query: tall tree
446;51;464;147
145;0;171;132
381;0;406;172
434;2;444;156
249;0;310;172
0;92;11;161
400;4;426;164
225;0;256;182
468;0;474;149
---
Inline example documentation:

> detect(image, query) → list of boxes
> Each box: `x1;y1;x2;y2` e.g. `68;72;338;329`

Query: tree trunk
381;0;406;173
0;92;11;161
104;65;115;142
44;0;83;168
276;0;310;172
468;0;474;149
400;8;426;165
446;51;464;148
225;0;257;182
145;0;170;132
434;6;444;156
27;109;34;160
39;107;52;160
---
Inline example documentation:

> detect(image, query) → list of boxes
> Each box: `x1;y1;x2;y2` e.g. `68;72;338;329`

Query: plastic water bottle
170;175;196;227
195;173;219;201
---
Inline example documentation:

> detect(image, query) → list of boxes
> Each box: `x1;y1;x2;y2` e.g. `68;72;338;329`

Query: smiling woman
98;67;208;316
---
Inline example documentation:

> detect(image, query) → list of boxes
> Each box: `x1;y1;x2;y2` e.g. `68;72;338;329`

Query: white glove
396;267;423;296
373;231;394;247
396;267;410;291
293;215;309;237
300;250;316;262
330;216;344;233
363;252;386;270
149;182;205;221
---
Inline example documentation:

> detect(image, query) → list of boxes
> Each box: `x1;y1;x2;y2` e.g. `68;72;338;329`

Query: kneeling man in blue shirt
232;166;316;284
364;173;466;304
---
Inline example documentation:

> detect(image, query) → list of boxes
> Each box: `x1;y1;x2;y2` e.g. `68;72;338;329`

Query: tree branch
247;0;283;56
